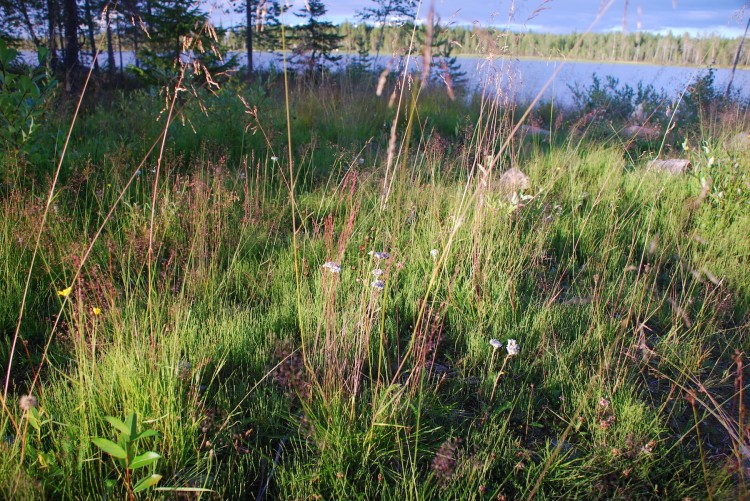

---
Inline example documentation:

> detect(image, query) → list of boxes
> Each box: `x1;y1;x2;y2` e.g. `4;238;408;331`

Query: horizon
207;0;750;39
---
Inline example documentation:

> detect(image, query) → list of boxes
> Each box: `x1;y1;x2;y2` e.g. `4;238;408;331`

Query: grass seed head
19;395;38;411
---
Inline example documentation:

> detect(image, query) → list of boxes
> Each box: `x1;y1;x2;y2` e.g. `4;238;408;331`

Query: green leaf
36;47;48;65
133;474;162;493
134;429;160;442
91;438;127;459
27;407;41;432
130;451;161;470
125;412;138;440
104;416;130;435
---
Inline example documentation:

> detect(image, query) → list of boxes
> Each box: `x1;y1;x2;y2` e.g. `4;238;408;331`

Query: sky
209;0;750;38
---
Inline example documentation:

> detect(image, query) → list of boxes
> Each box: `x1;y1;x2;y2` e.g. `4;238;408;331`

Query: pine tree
356;0;417;57
292;0;342;76
236;0;281;76
134;0;237;83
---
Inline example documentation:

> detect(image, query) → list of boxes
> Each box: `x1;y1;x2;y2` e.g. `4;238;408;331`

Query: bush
0;40;57;175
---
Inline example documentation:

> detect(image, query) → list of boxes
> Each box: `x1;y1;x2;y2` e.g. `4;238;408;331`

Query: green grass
0;68;748;500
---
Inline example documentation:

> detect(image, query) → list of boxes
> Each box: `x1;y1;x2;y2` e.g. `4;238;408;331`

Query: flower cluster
322;261;342;274
506;339;519;356
319;250;398;291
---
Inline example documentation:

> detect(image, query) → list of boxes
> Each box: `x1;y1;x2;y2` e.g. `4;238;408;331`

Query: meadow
0;42;749;499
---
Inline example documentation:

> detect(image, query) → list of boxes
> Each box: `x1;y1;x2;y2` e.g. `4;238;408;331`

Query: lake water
235;52;750;105
22;49;750;106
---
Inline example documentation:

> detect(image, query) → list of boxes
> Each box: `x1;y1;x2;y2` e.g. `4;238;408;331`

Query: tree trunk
246;0;253;76
84;0;99;73
106;6;116;81
46;0;59;68
18;0;42;48
116;17;123;70
726;16;750;99
62;0;79;91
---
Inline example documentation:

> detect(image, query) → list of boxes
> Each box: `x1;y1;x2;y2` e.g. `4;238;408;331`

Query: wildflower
431;438;462;484
372;268;383;277
57;286;72;297
135;169;142;176
641;441;655;455
506;339;519;356
599;397;610;409
358;157;365;165
368;251;390;260
599;415;616;429
322;261;342;273
430;248;439;260
371;279;385;290
19;395;38;411
92;307;102;316
682;138;690;151
489;339;502;350
270;156;279;162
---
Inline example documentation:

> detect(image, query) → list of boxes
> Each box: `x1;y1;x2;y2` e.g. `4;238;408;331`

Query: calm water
22;49;750;105
237;52;750;105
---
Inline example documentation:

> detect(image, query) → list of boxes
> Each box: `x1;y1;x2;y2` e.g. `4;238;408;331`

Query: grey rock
647;158;691;175
497;167;531;191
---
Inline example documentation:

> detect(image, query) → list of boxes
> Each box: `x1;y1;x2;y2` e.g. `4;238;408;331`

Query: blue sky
210;0;749;38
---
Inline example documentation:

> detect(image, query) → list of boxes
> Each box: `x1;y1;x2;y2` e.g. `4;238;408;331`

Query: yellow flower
92;307;101;316
57;286;72;297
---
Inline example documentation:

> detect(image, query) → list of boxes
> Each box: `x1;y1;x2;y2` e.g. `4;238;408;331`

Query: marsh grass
1;7;750;500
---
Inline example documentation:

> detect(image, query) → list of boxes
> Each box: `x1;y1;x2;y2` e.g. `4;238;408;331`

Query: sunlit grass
0;60;749;500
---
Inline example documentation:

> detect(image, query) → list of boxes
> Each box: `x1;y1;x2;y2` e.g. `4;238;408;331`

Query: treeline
0;0;746;90
224;22;749;68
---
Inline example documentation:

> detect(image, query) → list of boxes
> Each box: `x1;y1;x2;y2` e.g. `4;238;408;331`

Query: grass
0;52;749;499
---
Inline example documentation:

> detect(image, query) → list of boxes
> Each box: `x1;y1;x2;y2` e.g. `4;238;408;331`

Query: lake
22;49;750;106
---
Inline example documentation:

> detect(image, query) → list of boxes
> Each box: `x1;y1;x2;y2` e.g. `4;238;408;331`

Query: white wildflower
372;268;383;277
368;251;390;260
371;279;385;290
489;339;502;350
19;395;38;411
506;339;519;356
322;261;342;273
270;156;279;162
430;249;439;260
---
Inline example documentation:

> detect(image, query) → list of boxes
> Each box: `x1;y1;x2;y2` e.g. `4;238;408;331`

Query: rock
731;131;750;149
623;125;661;141
647;158;691;175
497;167;530;192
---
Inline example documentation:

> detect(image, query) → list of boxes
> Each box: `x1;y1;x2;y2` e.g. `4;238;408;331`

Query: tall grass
1;5;749;500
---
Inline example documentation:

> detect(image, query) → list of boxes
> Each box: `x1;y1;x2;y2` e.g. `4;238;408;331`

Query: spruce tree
292;0;342;75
